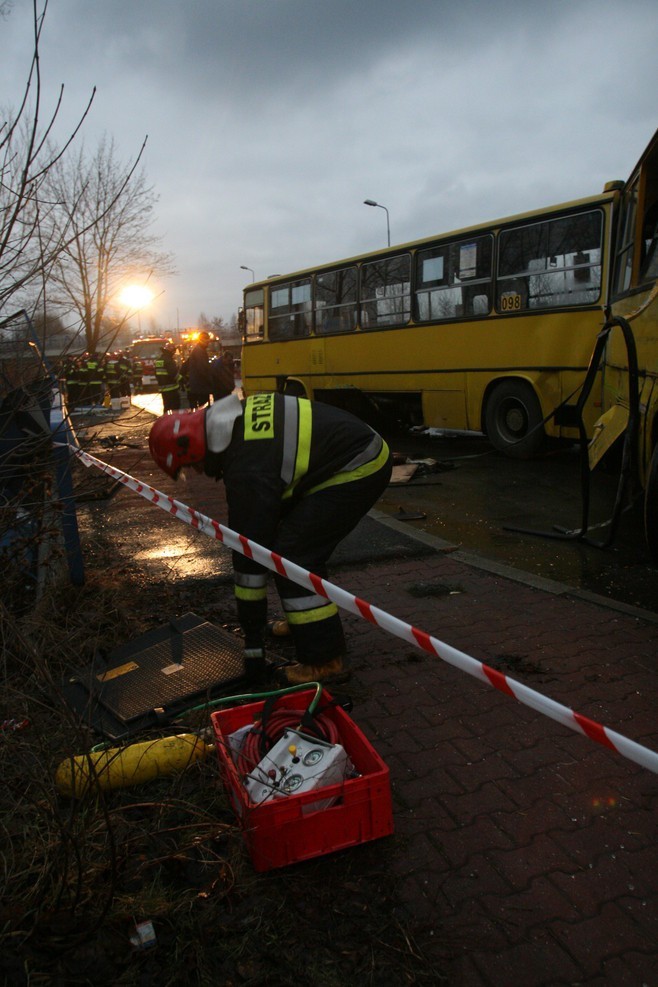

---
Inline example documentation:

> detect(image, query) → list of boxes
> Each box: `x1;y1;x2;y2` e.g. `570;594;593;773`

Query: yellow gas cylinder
55;733;213;798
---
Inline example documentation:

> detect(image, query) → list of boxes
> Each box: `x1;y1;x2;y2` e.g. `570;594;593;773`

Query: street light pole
240;265;255;282
363;199;391;247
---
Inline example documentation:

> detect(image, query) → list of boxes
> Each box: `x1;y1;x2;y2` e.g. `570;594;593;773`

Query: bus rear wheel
644;442;658;562
485;380;545;459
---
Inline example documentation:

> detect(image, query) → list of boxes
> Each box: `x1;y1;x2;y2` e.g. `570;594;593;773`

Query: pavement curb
369;508;658;625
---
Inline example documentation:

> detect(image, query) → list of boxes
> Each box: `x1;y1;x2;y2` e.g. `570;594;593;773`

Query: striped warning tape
74;447;658;775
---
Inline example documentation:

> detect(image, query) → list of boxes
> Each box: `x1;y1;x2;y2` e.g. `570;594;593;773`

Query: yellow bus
241;186;622;460
589;128;658;559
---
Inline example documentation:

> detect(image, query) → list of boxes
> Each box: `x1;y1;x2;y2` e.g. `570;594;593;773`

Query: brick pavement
75;408;657;986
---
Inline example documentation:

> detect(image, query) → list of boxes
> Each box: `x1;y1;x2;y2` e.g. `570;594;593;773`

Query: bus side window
640;200;658;281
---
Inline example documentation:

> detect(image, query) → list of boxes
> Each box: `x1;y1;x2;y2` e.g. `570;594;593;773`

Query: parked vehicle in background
129;337;173;392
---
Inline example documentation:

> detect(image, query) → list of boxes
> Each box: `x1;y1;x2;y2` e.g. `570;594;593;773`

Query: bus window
360;254;411;329
414;235;492;321
498;210;603;310
244;288;264;341
639;197;658;281
315;267;357;334
613;182;639;295
269;278;312;340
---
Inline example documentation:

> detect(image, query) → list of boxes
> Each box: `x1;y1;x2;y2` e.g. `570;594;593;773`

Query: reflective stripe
234;585;268;601
306;439;390;495
282;398;312;499
234;572;268;588
340;432;381;472
280;593;329;612
286;602;339;625
281;396;299;485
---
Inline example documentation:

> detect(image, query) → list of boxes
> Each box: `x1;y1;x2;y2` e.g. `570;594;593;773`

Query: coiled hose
236;707;340;777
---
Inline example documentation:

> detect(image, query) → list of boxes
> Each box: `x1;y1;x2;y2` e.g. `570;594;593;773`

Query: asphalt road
376;430;658;616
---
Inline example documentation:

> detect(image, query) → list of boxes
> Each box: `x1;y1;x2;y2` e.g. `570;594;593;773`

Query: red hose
236;708;340;777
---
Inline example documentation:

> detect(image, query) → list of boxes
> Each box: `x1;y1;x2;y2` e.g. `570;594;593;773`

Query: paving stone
88;427;658;987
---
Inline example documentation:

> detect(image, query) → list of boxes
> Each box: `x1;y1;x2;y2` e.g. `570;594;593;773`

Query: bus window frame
414;233;493;322
359;253;412;330
314;265;358;335
269;277;312;341
496;207;605;313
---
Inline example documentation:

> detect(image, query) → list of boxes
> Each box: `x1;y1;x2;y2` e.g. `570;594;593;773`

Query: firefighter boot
244;647;267;686
267;619;291;638
278;655;350;686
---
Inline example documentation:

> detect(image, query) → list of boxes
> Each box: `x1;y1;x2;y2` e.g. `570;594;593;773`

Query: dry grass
0;566;442;986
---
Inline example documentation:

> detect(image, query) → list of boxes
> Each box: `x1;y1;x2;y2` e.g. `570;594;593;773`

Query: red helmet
148;409;207;479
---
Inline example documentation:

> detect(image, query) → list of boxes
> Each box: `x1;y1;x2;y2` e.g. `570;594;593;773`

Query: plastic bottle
55;733;214;798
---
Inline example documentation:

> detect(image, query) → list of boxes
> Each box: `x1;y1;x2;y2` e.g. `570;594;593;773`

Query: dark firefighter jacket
203;392;389;640
154;352;180;392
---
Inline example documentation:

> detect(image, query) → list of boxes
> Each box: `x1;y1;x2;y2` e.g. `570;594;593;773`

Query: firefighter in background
104;351;121;400
117;350;132;398
186;330;214;409
84;352;104;405
148;393;392;685
154;342;181;412
63;355;82;409
210;349;235;402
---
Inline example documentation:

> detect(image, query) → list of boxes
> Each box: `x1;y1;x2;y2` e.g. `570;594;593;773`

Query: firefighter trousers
270;451;393;665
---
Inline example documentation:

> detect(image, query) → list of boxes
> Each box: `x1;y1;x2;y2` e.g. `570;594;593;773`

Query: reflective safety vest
86;359;103;385
154;356;180;392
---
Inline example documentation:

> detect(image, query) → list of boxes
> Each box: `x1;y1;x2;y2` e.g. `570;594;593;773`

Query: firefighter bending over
148;393;392;685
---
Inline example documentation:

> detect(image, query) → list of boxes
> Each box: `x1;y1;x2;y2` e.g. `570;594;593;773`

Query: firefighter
186;330;214;409
63;355;81;409
148;393;392;685
104;351;121;399
85;351;104;405
117;350;132;398
154;343;181;412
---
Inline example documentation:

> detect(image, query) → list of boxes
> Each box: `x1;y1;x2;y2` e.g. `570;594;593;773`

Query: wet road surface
377;431;658;616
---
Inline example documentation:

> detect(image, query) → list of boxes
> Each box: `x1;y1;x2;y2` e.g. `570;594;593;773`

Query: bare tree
45;137;176;353
0;0;96;321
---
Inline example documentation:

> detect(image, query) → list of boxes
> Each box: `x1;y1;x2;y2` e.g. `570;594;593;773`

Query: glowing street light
119;284;155;335
363;199;391;247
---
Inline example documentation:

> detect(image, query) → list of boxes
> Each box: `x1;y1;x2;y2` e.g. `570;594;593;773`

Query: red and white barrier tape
75;447;658;775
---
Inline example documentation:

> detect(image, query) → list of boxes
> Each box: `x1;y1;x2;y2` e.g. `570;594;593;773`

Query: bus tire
644;442;658;562
485;380;545;459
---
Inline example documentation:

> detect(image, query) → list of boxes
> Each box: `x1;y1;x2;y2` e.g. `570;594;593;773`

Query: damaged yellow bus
589;128;658;559
240;128;658;558
241;188;620;459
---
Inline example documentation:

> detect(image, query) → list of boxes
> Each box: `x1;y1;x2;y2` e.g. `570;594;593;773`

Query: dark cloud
2;0;658;326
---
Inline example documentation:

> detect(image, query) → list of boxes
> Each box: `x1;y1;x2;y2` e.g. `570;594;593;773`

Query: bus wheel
644;443;658;562
485;380;545;459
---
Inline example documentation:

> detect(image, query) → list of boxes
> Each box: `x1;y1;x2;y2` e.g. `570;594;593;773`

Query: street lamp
240;265;255;282
363;199;391;247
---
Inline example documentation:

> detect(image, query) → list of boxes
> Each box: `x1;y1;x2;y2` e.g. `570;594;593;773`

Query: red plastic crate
210;689;394;871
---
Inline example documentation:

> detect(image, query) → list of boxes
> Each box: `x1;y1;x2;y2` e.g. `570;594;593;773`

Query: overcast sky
2;0;658;332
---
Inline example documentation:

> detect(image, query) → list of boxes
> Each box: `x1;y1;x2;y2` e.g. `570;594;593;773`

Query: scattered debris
406;581;465;598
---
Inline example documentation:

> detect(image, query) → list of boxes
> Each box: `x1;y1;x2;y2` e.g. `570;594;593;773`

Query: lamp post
363;199;391;247
240;265;255;282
